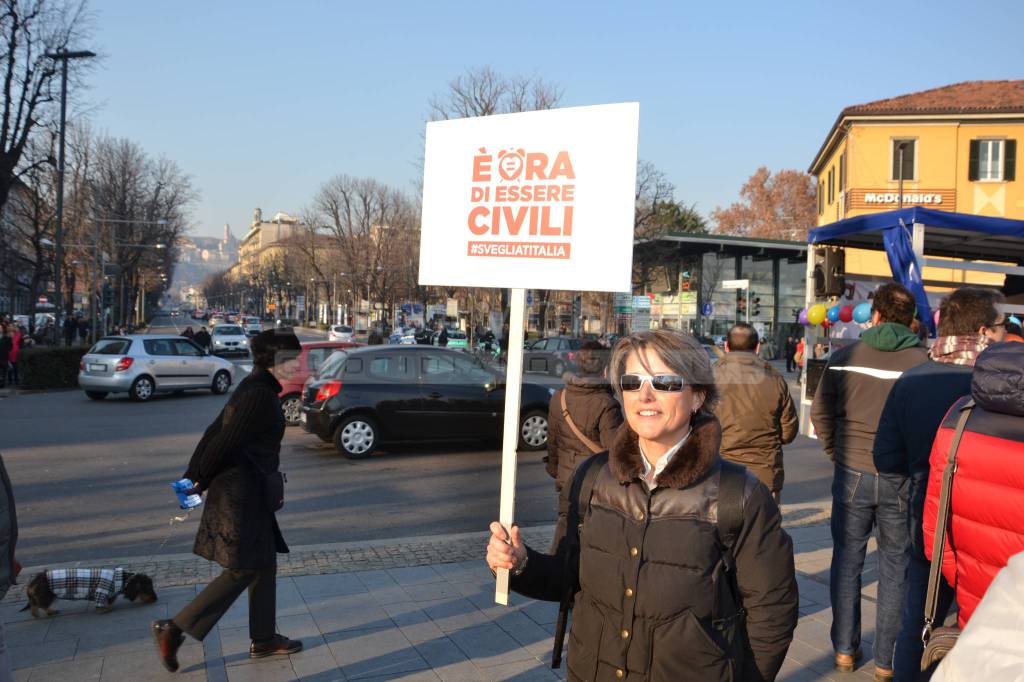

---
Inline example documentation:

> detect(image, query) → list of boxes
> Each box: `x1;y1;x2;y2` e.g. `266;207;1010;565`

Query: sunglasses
619;373;687;393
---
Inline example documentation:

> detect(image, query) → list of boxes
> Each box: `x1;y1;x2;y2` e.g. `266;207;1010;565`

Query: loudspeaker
813;246;845;297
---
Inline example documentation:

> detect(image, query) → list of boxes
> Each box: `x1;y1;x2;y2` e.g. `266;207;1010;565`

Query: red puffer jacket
923;342;1024;627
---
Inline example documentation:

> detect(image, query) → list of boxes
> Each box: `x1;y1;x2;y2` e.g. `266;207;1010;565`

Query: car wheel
85;390;108;401
211;370;231;395
552;360;566;377
519;409;548;450
281;393;302;426
129;376;154;402
333;415;377;459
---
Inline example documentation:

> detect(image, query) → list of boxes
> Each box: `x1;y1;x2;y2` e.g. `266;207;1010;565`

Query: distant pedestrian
794;337;805;382
715;323;798;502
77;317;88;344
545;340;622;550
0;326;11;390
0;452;20;682
922;342;1024;630
436;325;448;347
62;317;75;347
193;327;211;350
811;282;929;679
785;336;797;373
6;325;20;387
182;327;195;340
487;329;798;680
873;286;1007;680
152;329;304;672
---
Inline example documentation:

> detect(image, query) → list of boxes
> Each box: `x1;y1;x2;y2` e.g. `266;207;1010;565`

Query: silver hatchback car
78;335;237;402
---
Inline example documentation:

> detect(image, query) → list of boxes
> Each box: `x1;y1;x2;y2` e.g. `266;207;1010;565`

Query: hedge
19;345;89;390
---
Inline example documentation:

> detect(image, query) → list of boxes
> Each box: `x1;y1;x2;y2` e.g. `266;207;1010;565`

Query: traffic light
736;294;746;316
751;294;761;317
102;283;113;308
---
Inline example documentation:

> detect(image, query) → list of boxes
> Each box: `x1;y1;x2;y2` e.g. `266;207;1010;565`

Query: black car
300;346;552;459
523;336;584;376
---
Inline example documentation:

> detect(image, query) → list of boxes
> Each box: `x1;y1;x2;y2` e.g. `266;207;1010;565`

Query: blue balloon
827;305;841;323
853;302;872;324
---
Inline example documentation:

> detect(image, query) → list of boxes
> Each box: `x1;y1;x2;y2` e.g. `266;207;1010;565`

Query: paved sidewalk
1;522;890;681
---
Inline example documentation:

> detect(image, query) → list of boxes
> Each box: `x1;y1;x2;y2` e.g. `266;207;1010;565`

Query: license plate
89;363;105;371
300;412;307;424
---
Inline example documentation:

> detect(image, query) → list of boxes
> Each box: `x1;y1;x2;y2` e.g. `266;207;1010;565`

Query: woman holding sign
486;329;798;681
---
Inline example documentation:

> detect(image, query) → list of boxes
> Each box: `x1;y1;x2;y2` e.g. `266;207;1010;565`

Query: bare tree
428;66;562;121
0;0;94;216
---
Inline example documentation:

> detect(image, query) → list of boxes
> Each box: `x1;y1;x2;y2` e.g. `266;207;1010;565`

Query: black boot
250;634;303;658
151;620;185;672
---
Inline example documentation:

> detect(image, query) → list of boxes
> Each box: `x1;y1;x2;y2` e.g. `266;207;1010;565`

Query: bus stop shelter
799;206;1024;434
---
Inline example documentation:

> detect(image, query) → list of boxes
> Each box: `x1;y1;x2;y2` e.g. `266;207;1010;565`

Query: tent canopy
808;207;1024;262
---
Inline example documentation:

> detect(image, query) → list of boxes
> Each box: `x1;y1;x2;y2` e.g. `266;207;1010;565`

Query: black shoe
151;619;185;673
250;634;303;658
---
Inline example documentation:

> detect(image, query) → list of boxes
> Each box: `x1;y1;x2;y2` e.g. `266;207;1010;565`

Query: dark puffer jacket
513;415;799;681
546;372;624;492
185;368;288;570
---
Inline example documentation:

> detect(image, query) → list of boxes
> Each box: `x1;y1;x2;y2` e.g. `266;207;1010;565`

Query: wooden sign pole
496;286;527;605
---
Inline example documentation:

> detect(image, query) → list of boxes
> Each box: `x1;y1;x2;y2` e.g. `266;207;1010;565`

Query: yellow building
809;81;1024;287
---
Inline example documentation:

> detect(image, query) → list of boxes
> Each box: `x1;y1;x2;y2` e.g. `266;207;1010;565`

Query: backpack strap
551;450;608;668
713;460;748;630
560;389;603;455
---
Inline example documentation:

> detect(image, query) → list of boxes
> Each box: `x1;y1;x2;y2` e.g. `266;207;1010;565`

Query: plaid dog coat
45;568;126;608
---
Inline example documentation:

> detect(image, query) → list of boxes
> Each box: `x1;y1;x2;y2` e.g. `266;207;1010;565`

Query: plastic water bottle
172;479;203;510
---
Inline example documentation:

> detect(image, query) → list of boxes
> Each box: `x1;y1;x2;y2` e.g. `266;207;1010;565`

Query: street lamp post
45;48;96;343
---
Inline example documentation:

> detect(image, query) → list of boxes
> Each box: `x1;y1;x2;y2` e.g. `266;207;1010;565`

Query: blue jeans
830;465;910;669
893;552;954;681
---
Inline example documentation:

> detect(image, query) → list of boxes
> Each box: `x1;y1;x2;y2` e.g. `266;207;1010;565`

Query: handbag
559;390;603;455
264;471;286;512
921;399;974;674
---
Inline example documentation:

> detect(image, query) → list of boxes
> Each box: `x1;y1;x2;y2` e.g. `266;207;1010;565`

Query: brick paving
1;517;895;681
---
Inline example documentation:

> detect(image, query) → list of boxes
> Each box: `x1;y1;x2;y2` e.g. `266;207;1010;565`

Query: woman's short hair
609;329;718;417
576;340;609;376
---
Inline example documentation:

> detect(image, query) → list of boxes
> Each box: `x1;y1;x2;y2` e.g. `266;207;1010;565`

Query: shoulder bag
921;399;974;674
559;390;603;455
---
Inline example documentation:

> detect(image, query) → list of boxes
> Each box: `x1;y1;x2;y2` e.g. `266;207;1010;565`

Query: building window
969;139;1017;182
828;168;834;204
818;181;823;215
839;153;846;191
891;139;916;181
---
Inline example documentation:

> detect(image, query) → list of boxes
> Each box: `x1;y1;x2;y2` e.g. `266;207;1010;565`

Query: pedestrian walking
872;286;1007;680
0;452;20;682
715;323;798;503
436;325;448;347
487;329;798;681
193;326;211;351
77;317;88;344
62;316;75;347
152;329;304;672
922;342;1024;629
182;326;195;340
794;337;805;382
811;282;929;679
7;325;20;386
545;340;623;550
785;336;796;373
0;326;11;390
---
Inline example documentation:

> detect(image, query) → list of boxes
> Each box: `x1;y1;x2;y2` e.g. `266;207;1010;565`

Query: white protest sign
418;103;639;606
419;103;639;292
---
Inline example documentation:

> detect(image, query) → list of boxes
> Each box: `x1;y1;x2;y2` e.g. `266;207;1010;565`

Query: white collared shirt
640;428;693;491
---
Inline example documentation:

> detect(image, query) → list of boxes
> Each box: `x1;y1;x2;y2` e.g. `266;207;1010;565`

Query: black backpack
550;453;749;670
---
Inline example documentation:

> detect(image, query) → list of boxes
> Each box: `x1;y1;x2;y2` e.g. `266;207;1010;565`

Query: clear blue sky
86;0;1024;238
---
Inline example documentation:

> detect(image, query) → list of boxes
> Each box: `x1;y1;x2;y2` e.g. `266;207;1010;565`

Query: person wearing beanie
152;328;304;672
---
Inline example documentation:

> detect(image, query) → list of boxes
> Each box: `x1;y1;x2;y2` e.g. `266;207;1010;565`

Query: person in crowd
193;326;211;350
436;325;448;347
814;342;830;361
785;336;797;373
715;323;798;503
811;282;929;679
152;329;304;672
0;326;11;390
77;317;88;344
545;340;623;549
0;451;20;682
873;287;1006;680
6;324;20;387
182;326;195;340
1004;315;1023;343
487;329;798;681
62;316;75;346
794;336;805;382
922;342;1024;630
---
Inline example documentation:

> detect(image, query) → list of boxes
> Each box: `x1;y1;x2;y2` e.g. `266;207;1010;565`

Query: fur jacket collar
608;414;722;489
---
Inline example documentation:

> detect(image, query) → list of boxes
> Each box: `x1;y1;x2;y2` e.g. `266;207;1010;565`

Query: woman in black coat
152;329;303;673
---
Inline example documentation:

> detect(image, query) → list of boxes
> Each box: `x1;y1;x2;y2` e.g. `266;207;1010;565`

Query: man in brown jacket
714;323;798;502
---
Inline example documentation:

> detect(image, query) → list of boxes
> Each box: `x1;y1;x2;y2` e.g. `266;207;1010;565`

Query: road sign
721;279;750;290
526;291;533;306
702;303;714;316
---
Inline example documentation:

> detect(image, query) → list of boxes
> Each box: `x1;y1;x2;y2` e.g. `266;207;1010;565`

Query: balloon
839;305;854;323
827;305;841;323
853;302;872;324
807;304;827;326
798;308;809;325
821;319;831;330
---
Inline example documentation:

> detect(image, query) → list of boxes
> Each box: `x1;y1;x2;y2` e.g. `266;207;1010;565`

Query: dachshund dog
20;568;157;617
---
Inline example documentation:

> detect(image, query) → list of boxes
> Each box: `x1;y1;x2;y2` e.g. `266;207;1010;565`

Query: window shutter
968;140;980;181
1004;140;1016;182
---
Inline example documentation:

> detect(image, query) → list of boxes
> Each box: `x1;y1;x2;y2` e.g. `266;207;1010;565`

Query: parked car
276;317;301;328
328;324;354;342
78;335;235;402
300;346;552;458
210;324;250;357
243;316;263;336
209;315;226;327
277;340;362;425
523;336;584;376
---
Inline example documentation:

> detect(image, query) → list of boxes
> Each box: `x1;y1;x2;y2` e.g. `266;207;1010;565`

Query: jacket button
624;587;634;598
621;629;630;639
635;511;645;521
616;670;625;679
629;547;638;557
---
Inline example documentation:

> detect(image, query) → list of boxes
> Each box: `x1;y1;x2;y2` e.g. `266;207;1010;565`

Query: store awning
808;207;1024;262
